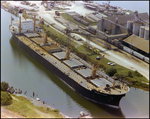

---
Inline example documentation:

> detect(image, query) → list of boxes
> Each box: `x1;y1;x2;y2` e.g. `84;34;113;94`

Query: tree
1;81;9;91
106;68;117;76
1;91;12;105
128;71;133;78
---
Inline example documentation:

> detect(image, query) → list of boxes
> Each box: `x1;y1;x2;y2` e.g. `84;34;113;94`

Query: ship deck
15;32;129;95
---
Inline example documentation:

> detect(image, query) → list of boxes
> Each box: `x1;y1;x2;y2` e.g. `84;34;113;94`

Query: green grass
39;22;149;91
61;13;88;28
61;13;98;27
4;94;64;118
76;45;149;91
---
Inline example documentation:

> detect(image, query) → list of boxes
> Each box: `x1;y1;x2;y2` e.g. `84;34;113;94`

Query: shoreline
15;94;70;118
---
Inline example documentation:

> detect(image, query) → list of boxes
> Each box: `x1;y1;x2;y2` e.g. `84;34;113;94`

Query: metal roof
123;34;149;53
97;12;149;33
88;14;101;22
76;68;92;78
53;52;66;60
63;58;84;68
23;32;40;38
90;78;112;87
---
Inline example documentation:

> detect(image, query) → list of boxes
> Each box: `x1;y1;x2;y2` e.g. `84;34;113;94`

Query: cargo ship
9;10;130;108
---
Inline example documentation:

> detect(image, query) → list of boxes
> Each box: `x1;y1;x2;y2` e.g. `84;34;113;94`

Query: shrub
106;68;117;76
133;70;143;77
47;107;50;111
46;31;50;37
1;91;12;105
128;71;133;78
53;109;59;112
1;81;9;91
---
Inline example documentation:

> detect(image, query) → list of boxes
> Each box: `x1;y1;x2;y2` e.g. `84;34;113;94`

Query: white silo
139;26;145;38
127;20;133;34
132;23;140;36
144;27;149;40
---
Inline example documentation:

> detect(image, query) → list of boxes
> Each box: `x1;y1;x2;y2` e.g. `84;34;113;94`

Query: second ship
9;10;130;107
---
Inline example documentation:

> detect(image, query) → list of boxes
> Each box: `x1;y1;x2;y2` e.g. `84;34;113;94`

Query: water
1;8;149;118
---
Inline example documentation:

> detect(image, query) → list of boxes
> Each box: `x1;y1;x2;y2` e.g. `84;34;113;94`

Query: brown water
1;8;149;118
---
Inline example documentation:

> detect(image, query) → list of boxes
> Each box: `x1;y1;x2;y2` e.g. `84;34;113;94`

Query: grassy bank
61;13;98;27
3;94;64;118
39;22;149;91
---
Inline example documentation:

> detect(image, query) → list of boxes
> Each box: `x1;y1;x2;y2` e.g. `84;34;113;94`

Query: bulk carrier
9;10;130;107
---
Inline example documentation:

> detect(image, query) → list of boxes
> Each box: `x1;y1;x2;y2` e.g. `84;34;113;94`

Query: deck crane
91;55;105;79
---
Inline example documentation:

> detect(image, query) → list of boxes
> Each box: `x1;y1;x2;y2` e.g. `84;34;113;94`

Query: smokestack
19;16;21;34
34;15;36;32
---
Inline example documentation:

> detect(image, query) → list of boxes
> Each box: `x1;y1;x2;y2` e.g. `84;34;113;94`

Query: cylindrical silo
127;20;133;34
139;26;145;38
132;23;140;36
144;27;149;40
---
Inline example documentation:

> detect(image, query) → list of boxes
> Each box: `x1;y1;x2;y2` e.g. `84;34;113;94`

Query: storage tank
144;27;149;40
132;23;140;36
127;20;133;34
139;26;145;38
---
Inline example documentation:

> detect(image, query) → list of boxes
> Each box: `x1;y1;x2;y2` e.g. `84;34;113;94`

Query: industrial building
97;12;149;35
122;34;149;57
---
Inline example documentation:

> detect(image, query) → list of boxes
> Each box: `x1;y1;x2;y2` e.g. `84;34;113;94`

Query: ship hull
11;32;125;107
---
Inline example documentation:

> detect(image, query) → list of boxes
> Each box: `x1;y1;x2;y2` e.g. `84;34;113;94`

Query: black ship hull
11;33;126;107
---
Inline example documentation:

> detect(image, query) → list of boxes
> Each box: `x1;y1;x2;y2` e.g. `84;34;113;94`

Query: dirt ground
1;106;25;118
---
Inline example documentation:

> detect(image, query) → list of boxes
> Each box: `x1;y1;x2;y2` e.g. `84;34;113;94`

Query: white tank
127;20;133;30
139;26;145;38
132;23;140;36
144;27;149;40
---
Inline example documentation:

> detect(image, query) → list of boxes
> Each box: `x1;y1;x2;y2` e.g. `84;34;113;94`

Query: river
1;8;149;118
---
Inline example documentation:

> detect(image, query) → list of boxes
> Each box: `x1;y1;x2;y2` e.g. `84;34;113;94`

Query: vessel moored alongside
9;10;130;108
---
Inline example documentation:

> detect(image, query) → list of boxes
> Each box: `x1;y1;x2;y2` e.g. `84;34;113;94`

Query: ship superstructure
9;10;130;107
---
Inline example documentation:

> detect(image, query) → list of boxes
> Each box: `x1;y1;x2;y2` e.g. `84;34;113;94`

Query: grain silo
144;27;149;40
127;20;133;34
139;26;145;38
132;23;140;36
